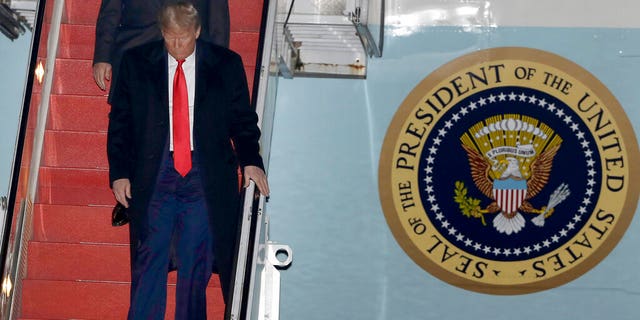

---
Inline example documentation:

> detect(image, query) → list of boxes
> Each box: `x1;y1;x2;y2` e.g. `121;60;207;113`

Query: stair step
36;167;113;206
21;280;129;319
58;24;95;60
26;241;222;288
36;23;50;58
33;204;128;244
245;66;257;97
230;31;259;68
27;242;130;282
21;280;224;319
230;1;264;32
53;59;105;96
62;0;100;26
43;130;107;169
49;94;110;132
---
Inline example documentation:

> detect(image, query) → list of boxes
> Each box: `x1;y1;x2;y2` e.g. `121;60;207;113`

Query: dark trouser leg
128;191;178;320
173;154;214;320
128;148;181;320
174;196;213;319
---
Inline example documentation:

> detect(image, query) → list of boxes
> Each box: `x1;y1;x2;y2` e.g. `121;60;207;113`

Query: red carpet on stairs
19;1;264;319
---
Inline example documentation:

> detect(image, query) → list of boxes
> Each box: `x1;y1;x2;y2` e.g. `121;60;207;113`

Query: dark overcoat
107;39;263;301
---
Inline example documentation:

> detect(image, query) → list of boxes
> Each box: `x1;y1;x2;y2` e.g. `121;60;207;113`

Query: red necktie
173;59;191;176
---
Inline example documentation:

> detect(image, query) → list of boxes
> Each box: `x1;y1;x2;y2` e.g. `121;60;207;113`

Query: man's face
162;24;201;60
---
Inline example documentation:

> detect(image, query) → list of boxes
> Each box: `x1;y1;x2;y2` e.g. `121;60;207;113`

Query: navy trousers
128;149;214;320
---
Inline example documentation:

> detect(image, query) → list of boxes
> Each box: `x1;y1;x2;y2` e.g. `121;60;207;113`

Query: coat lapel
147;42;169;116
194;40;223;141
137;41;170;150
194;40;221;110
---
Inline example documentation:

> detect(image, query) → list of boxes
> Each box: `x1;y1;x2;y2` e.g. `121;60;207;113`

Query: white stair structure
276;0;384;78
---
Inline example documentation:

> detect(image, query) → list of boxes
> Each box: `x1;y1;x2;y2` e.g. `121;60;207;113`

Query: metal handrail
229;181;258;319
0;0;63;319
228;0;287;318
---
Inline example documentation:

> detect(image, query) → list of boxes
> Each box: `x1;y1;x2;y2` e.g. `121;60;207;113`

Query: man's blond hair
158;1;201;31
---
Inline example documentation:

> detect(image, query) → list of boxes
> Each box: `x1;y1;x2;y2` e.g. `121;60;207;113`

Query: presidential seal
378;47;639;294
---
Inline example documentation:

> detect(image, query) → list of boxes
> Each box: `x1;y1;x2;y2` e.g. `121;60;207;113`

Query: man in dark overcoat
93;0;230;94
107;2;268;318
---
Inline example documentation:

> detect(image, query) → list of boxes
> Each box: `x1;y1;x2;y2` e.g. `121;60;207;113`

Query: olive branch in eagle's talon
454;181;488;226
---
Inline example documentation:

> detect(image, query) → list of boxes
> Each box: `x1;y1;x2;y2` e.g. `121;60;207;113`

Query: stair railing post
5;0;65;319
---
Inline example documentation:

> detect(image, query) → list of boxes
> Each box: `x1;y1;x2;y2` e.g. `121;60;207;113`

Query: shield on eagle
493;178;528;217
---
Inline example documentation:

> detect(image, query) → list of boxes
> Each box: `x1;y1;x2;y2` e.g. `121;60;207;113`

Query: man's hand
244;166;270;197
93;62;112;91
112;178;131;208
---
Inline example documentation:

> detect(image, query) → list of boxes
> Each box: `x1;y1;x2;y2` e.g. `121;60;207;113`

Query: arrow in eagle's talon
531;213;545;227
532;184;570;227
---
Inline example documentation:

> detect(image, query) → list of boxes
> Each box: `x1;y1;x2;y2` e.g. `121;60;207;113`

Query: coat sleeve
94;0;122;64
226;52;264;170
205;0;230;47
107;52;134;187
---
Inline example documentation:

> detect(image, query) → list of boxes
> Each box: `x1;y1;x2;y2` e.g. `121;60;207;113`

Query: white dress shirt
168;48;196;151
